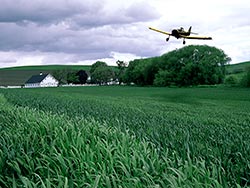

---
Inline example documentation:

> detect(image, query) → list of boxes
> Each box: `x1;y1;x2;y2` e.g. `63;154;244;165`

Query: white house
25;73;59;88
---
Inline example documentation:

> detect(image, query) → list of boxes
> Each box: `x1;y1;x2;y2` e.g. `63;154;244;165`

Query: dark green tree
52;69;71;84
66;71;78;84
123;59;147;85
123;57;160;86
171;45;231;86
224;75;238;86
90;61;107;74
90;61;114;84
123;59;140;84
153;70;173;86
143;57;161;85
77;70;88;84
124;45;231;86
91;66;114;85
116;60;127;85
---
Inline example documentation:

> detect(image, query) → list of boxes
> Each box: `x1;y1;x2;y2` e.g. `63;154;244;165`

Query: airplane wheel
166;37;169;42
183;40;186;45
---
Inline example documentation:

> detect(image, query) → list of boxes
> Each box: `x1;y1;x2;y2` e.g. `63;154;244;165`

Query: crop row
0;94;223;187
1;87;250;187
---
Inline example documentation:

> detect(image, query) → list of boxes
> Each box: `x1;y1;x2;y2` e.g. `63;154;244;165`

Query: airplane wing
181;35;212;40
149;27;171;35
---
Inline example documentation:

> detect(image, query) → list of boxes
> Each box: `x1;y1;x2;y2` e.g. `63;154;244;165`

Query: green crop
1;86;250;187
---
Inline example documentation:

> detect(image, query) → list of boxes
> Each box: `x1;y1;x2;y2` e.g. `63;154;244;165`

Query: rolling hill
225;61;250;74
224;61;250;81
0;65;92;86
0;65;92;71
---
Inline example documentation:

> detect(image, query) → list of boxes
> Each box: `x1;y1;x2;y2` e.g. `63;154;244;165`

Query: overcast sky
0;0;249;68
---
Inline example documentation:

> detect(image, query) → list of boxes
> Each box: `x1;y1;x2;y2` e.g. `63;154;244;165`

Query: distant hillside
1;65;92;71
224;61;250;81
225;61;250;74
0;65;93;86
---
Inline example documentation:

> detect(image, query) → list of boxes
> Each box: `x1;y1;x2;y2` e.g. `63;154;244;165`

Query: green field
226;61;250;74
0;65;93;71
0;65;92;86
0;65;119;86
0;86;250;187
225;61;250;81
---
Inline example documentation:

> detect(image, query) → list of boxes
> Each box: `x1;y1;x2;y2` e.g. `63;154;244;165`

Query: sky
0;0;249;68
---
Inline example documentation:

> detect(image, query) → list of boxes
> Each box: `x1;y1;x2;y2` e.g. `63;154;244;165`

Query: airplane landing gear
183;40;186;45
166;37;170;42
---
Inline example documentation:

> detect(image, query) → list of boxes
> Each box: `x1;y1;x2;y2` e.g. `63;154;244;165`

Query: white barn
25;73;59;88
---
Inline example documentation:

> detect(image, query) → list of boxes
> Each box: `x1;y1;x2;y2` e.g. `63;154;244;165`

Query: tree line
53;45;236;86
123;45;231;86
52;69;89;84
52;59;127;85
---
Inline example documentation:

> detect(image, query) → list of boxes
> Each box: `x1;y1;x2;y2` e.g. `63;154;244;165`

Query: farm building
25;73;58;88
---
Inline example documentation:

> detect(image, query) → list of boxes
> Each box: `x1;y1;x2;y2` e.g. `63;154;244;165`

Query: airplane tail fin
188;26;192;34
189;26;198;35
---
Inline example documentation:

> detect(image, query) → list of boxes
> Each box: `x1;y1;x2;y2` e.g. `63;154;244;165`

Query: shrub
240;67;250;87
224;75;238;86
153;70;172;86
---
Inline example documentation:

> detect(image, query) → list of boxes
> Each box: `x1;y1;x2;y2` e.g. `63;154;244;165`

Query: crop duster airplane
149;26;212;44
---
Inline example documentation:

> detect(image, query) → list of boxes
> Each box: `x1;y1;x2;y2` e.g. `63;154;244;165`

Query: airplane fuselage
171;29;190;39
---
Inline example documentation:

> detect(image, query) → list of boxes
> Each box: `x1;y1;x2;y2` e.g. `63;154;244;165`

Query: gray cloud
0;0;159;26
0;0;160;67
0;0;101;24
1;0;249;68
68;1;160;28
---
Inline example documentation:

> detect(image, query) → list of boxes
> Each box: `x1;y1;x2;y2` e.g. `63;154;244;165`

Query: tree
90;61;107;74
90;61;114;84
170;45;231;86
143;57;161;85
53;69;89;84
153;70;173;86
123;57;160;86
124;45;231;86
116;60;127;85
224;75;238;86
123;59;147;85
66;71;78;84
91;66;114;85
52;69;70;84
77;70;88;84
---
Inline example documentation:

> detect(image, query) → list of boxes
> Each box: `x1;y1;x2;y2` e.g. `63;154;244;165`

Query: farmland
226;61;250;75
0;86;250;187
0;61;250;87
0;65;117;86
0;65;91;86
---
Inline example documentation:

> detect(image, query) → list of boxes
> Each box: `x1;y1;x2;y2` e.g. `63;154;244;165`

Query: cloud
0;22;70;52
0;0;250;68
68;1;159;28
0;0;100;24
0;0;159;27
0;0;160;68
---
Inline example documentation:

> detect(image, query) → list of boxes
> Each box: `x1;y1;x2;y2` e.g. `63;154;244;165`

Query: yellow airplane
149;26;212;44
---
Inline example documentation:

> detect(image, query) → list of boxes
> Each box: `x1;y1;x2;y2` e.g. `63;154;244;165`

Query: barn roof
25;74;49;84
